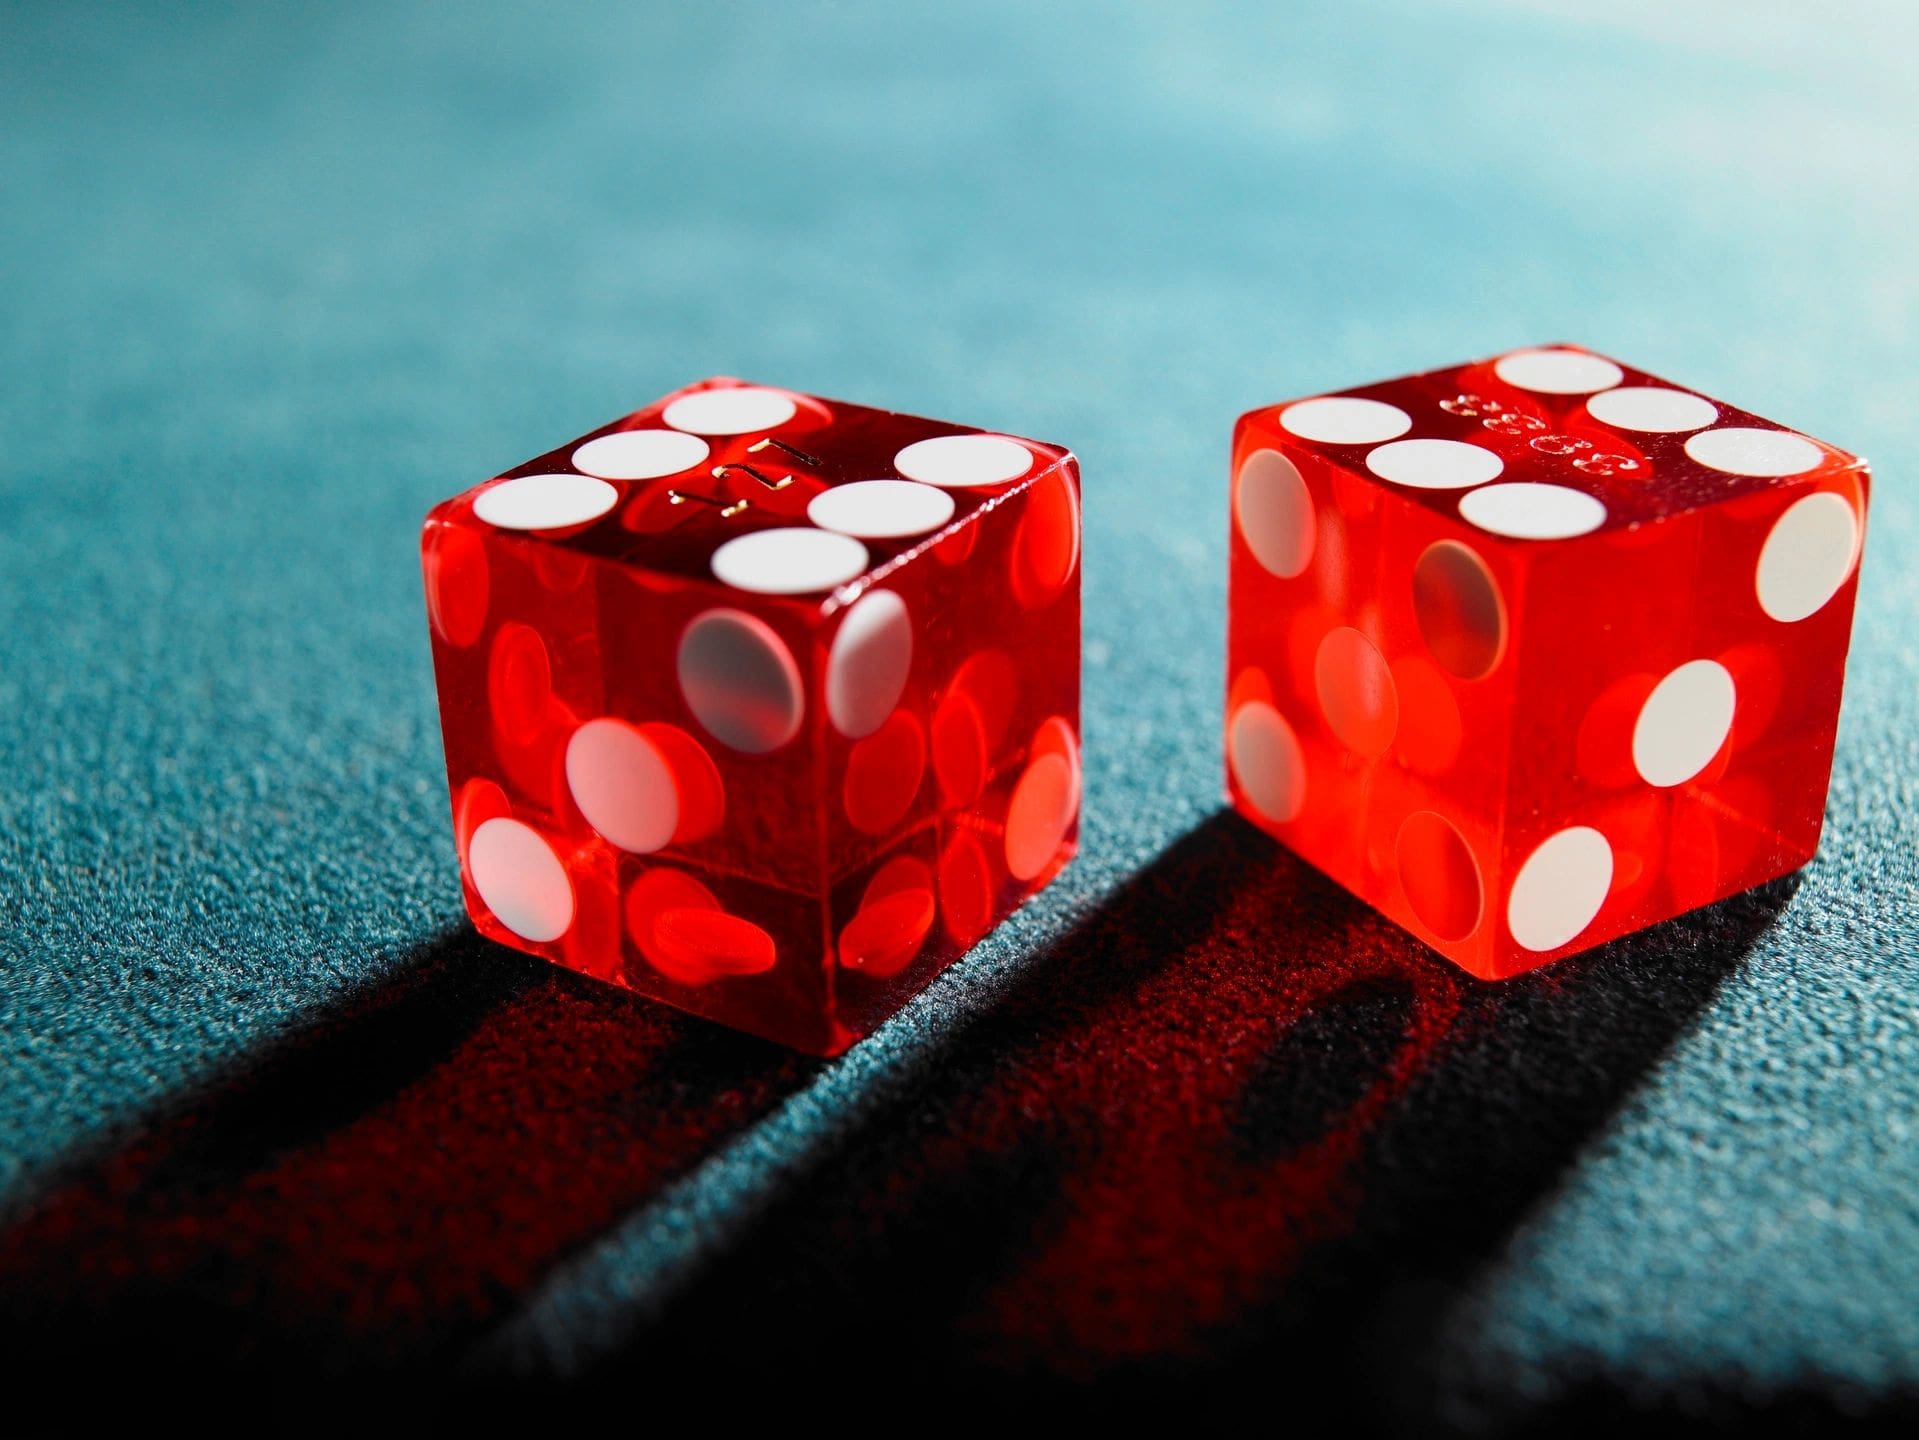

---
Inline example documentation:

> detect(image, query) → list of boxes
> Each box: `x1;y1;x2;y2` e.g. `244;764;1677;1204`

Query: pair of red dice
422;347;1868;1053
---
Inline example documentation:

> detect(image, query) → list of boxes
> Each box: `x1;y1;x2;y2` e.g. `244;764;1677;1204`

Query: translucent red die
423;380;1081;1052
1227;345;1867;978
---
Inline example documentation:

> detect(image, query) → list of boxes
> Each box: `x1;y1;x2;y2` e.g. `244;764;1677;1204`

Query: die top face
426;378;1077;623
1242;344;1865;540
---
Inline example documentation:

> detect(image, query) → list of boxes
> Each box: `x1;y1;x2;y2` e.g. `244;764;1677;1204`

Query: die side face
1228;430;1515;976
1228;345;1867;979
423;380;1081;1053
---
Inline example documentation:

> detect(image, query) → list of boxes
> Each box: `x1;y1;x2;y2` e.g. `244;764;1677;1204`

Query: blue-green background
3;1;1915;1425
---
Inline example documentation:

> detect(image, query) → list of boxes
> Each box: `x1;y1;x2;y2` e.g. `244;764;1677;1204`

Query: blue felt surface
2;0;1916;1423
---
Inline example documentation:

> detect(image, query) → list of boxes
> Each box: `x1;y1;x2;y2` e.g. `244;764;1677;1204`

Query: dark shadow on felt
0;812;1818;1430
516;812;1805;1428
0;925;815;1380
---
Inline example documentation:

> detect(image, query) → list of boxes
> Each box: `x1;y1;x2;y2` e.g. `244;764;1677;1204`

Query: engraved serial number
1438;393;1641;478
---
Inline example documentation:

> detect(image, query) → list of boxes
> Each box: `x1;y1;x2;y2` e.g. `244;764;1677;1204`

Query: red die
1227;345;1867;979
423;380;1081;1052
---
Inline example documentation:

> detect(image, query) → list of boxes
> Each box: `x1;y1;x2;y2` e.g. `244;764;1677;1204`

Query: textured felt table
3;1;1916;1426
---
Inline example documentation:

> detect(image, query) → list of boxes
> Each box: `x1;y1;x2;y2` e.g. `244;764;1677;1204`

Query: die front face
1228;346;1867;979
424;381;1080;1053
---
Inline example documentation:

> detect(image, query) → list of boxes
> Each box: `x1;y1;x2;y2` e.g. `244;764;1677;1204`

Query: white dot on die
1507;826;1614;952
1585;387;1718;434
893;434;1034;489
1412;540;1506;679
1278;396;1412;445
1315;627;1399;758
710;527;869;595
1004;751;1079;882
1459;482;1607;540
677;608;805;753
1367;438;1504;491
571;429;710;480
1493;348;1625;395
1633;660;1736;787
827;590;913;738
1234;448;1317;579
1228;700;1306;824
1686;427;1825;478
472;473;617;530
468;818;574;942
808;479;956;540
566;718;678;853
1756;491;1861;622
662;387;798;435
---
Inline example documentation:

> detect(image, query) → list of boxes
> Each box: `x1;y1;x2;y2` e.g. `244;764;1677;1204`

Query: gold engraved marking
1574;453;1641;478
669;490;750;518
1529;434;1591;457
1443;391;1641;480
712;462;792;493
1441;392;1545;438
748;436;823;468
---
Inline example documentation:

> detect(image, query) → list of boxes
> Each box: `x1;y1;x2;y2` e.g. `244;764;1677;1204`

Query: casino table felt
2;2;1915;1425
